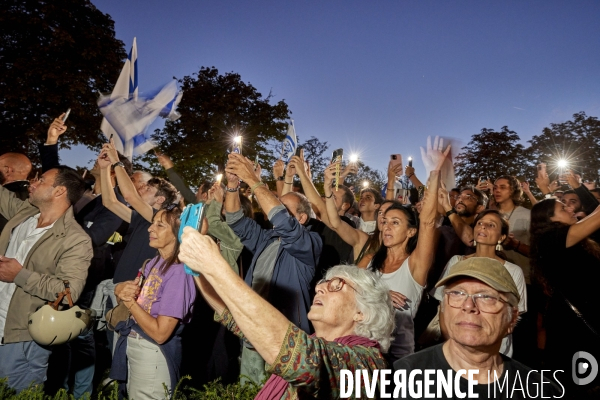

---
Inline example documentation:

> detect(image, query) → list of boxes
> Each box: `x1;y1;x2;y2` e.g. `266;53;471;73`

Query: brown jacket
0;185;92;343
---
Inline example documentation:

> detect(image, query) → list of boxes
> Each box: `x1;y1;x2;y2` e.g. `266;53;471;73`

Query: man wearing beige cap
393;257;563;399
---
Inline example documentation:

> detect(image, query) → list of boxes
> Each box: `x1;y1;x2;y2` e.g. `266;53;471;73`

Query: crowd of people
0;114;598;399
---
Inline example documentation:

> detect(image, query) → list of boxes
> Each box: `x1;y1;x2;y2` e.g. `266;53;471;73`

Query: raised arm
280;159;295;197
226;153;280;217
180;227;289;364
40;114;66;172
385;160;402;200
273;159;286;197
409;137;450;286
409;170;441;286
521;181;538;206
156;152;197;205
566;205;600;248
289;151;329;224
404;165;425;188
99;150;132;223
322;163;369;256
104;140;154;223
438;183;476;247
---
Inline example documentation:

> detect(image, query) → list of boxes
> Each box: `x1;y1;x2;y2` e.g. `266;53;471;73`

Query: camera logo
572;351;598;386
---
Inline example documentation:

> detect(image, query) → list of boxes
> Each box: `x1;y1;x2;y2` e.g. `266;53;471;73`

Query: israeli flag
281;120;297;163
99;38;182;159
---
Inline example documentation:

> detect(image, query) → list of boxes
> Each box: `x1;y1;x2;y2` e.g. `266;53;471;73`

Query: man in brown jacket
0;165;92;392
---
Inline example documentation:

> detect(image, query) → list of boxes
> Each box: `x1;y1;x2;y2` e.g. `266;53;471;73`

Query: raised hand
155;150;174;170
420;135;451;172
46;114;68;145
179;226;222;274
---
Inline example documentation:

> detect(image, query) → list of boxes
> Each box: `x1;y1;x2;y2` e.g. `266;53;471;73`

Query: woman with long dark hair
530;198;600;395
112;207;197;399
367;170;440;362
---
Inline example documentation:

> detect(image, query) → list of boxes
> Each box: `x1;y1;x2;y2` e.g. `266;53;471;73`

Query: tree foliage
343;161;386;194
0;0;126;165
299;135;329;183
141;67;291;184
454;126;531;188
528;112;600;181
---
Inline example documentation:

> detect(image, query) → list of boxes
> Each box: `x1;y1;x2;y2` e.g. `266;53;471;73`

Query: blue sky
66;0;600;178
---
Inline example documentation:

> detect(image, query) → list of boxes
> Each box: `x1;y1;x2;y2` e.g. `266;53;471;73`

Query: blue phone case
178;202;206;276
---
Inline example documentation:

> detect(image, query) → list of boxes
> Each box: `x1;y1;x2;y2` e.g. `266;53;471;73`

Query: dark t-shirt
306;218;353;284
393;344;564;399
535;225;600;393
112;209;157;283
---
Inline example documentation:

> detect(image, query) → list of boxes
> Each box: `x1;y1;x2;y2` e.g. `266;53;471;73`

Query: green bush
0;377;261;400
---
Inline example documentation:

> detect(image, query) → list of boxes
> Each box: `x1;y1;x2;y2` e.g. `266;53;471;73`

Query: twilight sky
67;0;600;178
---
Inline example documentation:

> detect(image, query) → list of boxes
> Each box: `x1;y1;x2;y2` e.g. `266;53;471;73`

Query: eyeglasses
456;194;477;202
444;290;511;313
316;277;359;294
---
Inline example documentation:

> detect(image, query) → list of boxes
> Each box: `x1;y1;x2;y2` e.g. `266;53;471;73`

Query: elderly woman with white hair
179;226;395;399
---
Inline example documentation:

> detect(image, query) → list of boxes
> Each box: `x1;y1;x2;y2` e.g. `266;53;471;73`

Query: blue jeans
63;330;95;399
0;341;52;392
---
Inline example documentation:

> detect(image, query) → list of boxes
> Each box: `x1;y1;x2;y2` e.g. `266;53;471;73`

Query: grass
0;376;262;400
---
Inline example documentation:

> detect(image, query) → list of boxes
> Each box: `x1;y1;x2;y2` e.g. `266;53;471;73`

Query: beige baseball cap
435;257;520;304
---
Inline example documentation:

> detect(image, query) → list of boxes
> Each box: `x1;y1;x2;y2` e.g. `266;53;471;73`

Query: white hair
132;170;153;182
325;265;395;352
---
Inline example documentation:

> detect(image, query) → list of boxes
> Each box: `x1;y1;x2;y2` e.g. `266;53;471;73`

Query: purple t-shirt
135;257;196;324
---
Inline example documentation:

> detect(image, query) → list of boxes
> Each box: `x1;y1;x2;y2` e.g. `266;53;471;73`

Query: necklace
502;206;516;221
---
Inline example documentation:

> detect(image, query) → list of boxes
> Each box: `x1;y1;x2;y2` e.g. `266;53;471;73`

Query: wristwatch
277;176;285;181
445;209;457;217
111;161;125;170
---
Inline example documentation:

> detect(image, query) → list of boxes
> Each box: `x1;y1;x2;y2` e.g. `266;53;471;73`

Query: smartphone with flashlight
178;202;206;276
232;137;242;155
408;157;413;167
62;108;71;123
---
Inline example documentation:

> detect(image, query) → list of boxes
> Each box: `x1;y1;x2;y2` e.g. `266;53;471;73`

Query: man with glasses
394;258;563;399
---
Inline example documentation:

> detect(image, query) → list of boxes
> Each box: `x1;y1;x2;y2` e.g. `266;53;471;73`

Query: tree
528;112;600;182
346;162;386;194
454;126;531;188
299;136;329;183
141;67;291;184
0;0;126;164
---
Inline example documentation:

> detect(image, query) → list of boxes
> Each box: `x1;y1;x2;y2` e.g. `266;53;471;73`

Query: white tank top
373;256;426;361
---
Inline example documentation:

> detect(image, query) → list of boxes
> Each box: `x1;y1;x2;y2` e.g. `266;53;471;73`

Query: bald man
0;153;33;233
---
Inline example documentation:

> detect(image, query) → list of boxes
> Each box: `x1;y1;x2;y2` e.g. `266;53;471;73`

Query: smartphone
295;145;304;157
62;108;71;123
408;157;413;167
332;148;343;163
558;174;568;185
178;202;206;276
232;137;242;155
254;154;259;168
390;154;402;176
480;176;488;183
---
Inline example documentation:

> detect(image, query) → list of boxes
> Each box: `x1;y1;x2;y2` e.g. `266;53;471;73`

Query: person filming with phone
224;152;322;384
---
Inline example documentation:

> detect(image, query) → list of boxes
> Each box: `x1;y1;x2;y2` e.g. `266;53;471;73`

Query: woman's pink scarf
255;334;380;400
